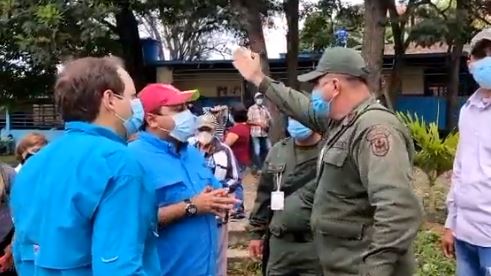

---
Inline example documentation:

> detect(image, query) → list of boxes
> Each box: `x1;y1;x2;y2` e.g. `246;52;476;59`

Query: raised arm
233;48;327;134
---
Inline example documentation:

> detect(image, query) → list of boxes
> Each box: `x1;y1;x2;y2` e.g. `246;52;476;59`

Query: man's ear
101;90;116;112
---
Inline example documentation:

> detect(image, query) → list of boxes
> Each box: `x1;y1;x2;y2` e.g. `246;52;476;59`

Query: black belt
271;231;313;243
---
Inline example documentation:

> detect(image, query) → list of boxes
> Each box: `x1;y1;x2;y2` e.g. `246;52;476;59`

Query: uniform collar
341;96;377;126
65;121;125;144
138;131;188;156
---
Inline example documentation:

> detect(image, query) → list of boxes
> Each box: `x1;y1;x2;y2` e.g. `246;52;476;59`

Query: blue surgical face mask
170;110;197;142
121;99;144;136
287;118;313;141
470;56;491;89
311;89;330;116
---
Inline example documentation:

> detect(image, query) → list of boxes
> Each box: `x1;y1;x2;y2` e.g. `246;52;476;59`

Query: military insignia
366;126;390;157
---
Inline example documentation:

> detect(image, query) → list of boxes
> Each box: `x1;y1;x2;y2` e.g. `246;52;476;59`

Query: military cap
297;47;369;82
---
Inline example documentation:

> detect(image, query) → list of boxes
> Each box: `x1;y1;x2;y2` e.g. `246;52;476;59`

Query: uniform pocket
314;219;368;274
316;219;365;240
322;148;349;168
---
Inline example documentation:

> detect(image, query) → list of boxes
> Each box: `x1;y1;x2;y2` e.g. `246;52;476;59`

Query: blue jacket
128;132;220;276
10;122;160;276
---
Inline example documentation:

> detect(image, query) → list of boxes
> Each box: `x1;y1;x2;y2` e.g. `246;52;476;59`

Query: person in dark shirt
225;104;251;219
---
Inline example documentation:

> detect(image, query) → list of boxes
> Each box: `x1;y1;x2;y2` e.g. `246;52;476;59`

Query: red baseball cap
138;83;194;113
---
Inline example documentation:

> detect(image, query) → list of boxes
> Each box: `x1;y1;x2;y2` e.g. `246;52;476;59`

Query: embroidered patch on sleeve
366;126;391;157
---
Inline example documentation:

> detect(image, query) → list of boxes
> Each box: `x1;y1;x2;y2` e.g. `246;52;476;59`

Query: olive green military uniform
255;47;423;276
249;137;323;276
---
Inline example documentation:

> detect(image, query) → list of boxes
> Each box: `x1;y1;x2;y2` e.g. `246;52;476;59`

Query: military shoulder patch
366;125;391;157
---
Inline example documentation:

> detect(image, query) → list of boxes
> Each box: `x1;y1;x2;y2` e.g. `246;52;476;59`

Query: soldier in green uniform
233;47;423;276
248;117;323;276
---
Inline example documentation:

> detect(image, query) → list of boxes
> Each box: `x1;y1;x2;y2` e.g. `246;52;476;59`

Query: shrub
397;112;458;223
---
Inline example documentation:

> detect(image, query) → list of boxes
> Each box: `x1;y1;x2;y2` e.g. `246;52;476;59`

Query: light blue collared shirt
129;132;221;276
11;121;160;276
446;90;491;246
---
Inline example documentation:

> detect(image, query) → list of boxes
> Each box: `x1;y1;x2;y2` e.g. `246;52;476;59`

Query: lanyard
275;171;283;192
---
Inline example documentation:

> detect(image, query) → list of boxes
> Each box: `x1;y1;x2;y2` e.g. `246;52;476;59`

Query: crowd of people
0;28;490;276
0;55;275;276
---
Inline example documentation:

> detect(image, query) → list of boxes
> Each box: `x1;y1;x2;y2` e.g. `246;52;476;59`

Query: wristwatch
184;199;198;216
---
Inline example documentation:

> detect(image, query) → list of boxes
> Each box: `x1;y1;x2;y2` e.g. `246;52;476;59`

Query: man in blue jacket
10;56;160;276
129;84;237;276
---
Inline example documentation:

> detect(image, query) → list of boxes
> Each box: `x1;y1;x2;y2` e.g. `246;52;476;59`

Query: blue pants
252;136;271;169
456;238;491;276
234;164;246;212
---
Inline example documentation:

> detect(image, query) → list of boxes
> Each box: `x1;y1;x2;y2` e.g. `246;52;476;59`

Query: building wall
156;65;426;98
157;68;244;99
401;67;424;95
382;67;425;95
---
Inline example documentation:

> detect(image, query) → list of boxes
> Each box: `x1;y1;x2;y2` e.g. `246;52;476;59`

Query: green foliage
0;0;125;103
414;230;456;275
0;0;118;66
407;0;487;48
398;112;457;223
397;112;458;180
299;0;363;52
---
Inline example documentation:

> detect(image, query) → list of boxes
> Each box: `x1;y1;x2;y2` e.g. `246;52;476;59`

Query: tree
285;0;299;89
113;0;146;90
446;0;470;129
141;0;232;61
300;1;364;52
385;0;424;107
0;0;118;102
362;0;388;93
407;0;481;129
231;0;286;142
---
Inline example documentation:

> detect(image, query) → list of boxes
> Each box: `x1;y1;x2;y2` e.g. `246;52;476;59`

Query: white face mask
197;131;214;145
255;98;264;105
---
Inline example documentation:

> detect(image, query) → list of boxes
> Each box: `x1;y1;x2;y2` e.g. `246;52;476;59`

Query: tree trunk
285;0;299;90
115;1;146;90
232;0;285;143
362;0;388;94
446;0;468;130
386;1;406;108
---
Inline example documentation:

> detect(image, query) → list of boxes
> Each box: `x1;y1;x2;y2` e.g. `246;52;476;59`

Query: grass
415;227;456;276
228;227;455;276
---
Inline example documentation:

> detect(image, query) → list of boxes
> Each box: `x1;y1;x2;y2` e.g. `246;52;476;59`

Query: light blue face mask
311;89;331;116
123;99;144;136
470;56;491;89
287;118;313;141
170;110;197;142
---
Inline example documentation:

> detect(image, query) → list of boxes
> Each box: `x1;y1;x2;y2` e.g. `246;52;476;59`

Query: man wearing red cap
128;83;237;276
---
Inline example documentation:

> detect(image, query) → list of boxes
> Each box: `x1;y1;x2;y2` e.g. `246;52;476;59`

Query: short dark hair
231;103;248;123
54;56;125;122
471;39;491;59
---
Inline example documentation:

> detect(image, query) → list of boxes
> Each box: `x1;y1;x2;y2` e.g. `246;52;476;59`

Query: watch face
187;204;198;216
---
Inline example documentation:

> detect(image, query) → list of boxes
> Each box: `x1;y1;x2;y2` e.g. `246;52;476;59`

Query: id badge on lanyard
271;172;284;211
